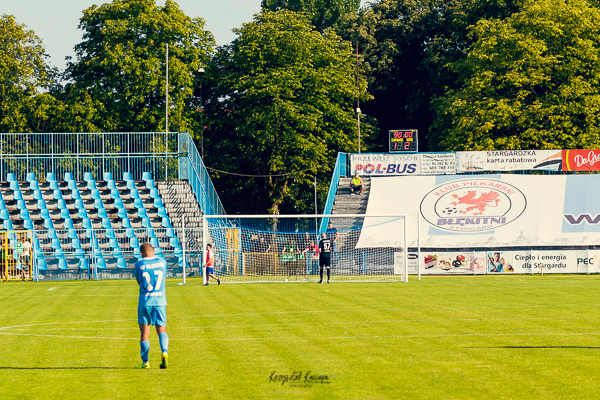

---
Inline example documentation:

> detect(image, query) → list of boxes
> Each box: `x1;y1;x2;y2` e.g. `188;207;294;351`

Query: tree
337;0;521;151
433;0;600;150
65;0;215;133
0;14;54;133
205;11;373;214
261;0;361;31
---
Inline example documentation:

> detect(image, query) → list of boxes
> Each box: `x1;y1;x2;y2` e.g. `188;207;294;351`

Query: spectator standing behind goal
349;172;363;195
203;244;221;286
135;243;169;369
318;233;332;283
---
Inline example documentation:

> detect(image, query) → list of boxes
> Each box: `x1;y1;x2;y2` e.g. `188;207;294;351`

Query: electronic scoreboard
389;129;418;153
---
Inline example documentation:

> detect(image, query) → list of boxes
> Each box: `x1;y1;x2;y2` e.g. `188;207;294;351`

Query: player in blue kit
135;243;169;369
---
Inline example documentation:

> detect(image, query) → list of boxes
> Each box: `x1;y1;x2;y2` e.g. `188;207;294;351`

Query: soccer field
1;276;600;399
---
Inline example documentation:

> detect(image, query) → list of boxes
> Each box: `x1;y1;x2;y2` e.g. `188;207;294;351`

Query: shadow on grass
0;366;134;370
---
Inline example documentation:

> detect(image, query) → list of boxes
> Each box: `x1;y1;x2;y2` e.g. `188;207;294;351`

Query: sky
1;0;370;71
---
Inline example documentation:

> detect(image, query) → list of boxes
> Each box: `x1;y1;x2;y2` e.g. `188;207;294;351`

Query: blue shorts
206;267;214;275
138;306;167;326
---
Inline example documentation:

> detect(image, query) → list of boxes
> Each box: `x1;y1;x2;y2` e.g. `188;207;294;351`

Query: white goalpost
201;214;408;283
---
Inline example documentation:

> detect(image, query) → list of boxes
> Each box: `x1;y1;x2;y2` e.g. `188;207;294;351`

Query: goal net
202;214;408;283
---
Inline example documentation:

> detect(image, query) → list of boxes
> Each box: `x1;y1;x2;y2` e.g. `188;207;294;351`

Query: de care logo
420;178;527;232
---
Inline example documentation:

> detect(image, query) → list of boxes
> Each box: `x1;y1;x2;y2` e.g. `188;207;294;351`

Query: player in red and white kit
203;243;221;286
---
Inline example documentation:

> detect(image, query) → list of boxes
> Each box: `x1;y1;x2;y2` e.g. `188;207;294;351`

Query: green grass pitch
1;275;600;399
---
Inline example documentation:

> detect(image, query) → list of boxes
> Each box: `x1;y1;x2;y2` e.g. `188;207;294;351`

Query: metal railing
319;152;348;232
178;132;226;216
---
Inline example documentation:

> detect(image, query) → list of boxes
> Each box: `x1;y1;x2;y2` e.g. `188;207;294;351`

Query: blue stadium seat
37;199;47;210
109;238;119;249
9;181;19;191
133;198;144;209
6;173;16;182
93;199;104;209
46;172;56;181
166;228;175;238
123;172;133;181
110;189;120;200
161;218;172;228
13;190;23;201
29;180;39;190
26;172;36;182
57;199;67;209
150;237;160;248
49;180;59;190
72;238;82;249
37;258;48;271
103;172;113;181
130;188;140;199
84;172;94;182
125;228;136;239
0;209;9;220
91;189;101;200
126;180;136;190
44;219;54;230
170;237;180;249
64;219;74;229
67;180;77;190
107;180;117;190
98;208;108;219
53;189;62;200
130;237;140;248
57;258;68;270
113;247;123;257
106;228;116;239
78;209;88;219
116;257;127;269
82;218;91;230
114;198;124;209
147;228;156;238
79;257;89;270
71;190;81;201
153;198;164;208
154;246;163;256
87;180;97;190
51;239;61;250
20;209;30;219
158;207;168;218
145;180;155;190
149;188;160;199
74;199;85;209
47;229;57;239
64;172;74;182
3;220;12;230
117;208;128;219
33;190;43;201
0;199;6;209
101;218;112;229
16;200;26;210
85;228;94;239
96;257;107;269
68;230;78;240
60;209;70;219
137;207;148;218
23;219;33;230
134;247;141;258
142;172;152;181
141;218;152;228
40;208;50;219
122;218;132;229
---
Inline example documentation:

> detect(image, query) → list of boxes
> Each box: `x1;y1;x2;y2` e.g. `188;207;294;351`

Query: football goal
202;214;408;283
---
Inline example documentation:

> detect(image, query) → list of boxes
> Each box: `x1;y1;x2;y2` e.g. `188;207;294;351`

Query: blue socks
140;341;150;362
159;332;169;353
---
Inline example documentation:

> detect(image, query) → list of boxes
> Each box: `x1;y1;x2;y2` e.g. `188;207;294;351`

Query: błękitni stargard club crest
420;178;527;232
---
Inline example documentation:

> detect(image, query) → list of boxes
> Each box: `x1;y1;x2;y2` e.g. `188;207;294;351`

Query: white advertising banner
455;150;562;172
349;153;455;176
359;174;600;248
417;249;600;274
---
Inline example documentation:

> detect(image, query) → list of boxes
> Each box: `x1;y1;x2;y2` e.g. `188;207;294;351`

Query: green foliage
433;0;600;150
64;0;215;133
205;11;373;214
261;0;360;31
337;0;521;151
0;15;55;133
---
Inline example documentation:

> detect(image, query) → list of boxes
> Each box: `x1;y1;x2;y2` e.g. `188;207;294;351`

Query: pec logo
577;256;598;265
420;178;527;233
